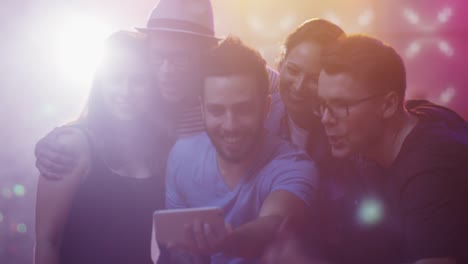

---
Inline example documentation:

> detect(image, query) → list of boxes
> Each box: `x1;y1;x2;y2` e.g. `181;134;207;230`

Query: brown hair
321;34;407;103
280;18;345;64
202;36;269;102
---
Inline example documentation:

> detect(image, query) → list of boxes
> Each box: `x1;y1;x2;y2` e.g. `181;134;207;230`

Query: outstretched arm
184;190;312;259
222;190;311;258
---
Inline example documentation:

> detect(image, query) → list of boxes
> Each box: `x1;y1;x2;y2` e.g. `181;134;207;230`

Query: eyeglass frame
149;50;200;70
313;93;386;119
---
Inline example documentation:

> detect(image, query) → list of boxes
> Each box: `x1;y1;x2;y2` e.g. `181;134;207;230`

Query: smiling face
279;41;323;128
149;33;215;104
203;74;269;163
99;55;152;121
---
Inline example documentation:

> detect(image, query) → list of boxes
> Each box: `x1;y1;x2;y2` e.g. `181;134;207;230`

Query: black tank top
60;139;167;264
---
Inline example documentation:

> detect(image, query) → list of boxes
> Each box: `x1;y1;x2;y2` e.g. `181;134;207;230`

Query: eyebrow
285;61;300;69
285;61;320;78
205;99;256;108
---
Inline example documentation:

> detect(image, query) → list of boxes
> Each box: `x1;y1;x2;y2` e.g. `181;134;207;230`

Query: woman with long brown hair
34;31;170;264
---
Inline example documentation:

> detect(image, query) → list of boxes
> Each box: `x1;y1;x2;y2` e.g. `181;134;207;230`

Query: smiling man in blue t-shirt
165;37;318;264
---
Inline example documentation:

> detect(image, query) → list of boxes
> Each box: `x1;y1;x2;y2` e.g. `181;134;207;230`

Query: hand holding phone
153;206;227;251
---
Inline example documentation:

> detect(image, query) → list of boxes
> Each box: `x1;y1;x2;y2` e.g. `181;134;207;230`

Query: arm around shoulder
34;130;91;264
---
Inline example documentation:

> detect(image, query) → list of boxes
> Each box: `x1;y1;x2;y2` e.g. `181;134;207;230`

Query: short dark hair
321;35;407;102
280;18;345;63
202;36;269;101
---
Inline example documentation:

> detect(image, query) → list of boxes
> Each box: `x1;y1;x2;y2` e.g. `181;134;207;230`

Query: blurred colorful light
405;41;422;59
322;11;342;26
437;7;453;24
403;8;420;25
357;198;384;226
13;184;26;197
439;86;456;105
438;40;454;57
17;223;27;234
53;14;114;84
357;9;374;27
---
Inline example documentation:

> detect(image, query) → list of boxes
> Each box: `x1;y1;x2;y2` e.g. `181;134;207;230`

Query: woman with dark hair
262;19;351;264
264;18;344;162
34;31;170;264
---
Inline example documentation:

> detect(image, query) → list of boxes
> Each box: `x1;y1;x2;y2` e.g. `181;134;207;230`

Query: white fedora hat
136;0;220;40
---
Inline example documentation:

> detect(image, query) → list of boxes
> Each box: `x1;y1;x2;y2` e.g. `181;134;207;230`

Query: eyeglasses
313;93;385;119
150;51;197;70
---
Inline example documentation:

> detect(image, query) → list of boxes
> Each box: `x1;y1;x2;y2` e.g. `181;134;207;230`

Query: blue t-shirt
166;132;318;264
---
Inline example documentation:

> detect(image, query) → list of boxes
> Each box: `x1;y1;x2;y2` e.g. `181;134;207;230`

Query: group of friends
33;0;468;264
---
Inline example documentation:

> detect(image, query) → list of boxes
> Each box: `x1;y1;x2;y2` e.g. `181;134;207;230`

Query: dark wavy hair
75;30;170;171
80;31;151;134
279;18;345;65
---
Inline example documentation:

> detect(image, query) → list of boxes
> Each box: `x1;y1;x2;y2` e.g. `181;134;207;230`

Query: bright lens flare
54;16;113;83
357;198;384;226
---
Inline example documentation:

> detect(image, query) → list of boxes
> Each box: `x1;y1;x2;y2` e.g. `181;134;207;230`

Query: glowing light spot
357;198;383;225
279;14;297;31
439;86;456;104
323;12;342;26
438;40;454;57
403;8;419;25
17;223;27;234
405;41;422;59
13;184;25;197
438;7;453;23
53;15;113;83
358;9;374;27
42;104;57;116
2;188;13;199
247;16;265;33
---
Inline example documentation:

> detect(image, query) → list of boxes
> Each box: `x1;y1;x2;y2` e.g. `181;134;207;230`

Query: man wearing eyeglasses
313;35;467;264
264;34;468;264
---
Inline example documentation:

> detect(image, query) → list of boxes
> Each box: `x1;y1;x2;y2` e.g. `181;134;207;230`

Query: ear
381;91;400;119
263;94;272;120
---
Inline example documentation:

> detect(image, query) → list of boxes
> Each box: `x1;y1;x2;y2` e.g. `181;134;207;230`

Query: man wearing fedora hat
137;0;280;139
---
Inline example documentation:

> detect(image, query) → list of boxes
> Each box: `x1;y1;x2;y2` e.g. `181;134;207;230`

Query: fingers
183;220;227;255
34;129;79;177
184;222;199;252
36;145;76;168
43;137;76;161
36;154;74;175
35;127;78;160
204;222;222;250
36;160;61;180
193;220;209;250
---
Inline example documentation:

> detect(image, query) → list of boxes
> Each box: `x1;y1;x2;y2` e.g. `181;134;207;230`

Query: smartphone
153;207;225;246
